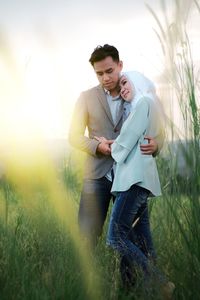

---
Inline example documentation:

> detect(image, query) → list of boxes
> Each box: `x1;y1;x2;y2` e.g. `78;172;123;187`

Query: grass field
0;144;199;300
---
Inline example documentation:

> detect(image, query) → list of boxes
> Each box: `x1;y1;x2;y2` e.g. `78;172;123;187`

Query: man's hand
140;136;158;155
94;136;114;156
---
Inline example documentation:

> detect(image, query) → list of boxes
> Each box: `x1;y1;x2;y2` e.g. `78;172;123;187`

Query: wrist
96;141;102;153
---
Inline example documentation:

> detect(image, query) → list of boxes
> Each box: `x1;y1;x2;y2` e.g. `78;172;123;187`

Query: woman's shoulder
135;96;150;108
135;93;156;108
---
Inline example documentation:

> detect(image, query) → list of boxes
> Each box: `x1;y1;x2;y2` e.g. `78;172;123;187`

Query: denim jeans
107;184;157;278
78;176;113;247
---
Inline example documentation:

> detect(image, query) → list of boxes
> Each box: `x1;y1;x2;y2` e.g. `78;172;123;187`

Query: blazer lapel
96;86;114;126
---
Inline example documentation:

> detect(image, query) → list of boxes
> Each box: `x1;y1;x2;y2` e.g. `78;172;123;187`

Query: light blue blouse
111;96;162;197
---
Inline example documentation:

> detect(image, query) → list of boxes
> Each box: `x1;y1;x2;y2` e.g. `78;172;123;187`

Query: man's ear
119;60;123;70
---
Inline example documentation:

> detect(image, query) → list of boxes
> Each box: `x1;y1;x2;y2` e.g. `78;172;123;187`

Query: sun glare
0;6;199;145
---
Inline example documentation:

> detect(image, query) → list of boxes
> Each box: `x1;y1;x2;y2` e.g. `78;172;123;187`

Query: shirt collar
104;88;121;101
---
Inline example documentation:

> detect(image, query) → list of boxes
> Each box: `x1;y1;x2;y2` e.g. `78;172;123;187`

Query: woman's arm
111;98;149;163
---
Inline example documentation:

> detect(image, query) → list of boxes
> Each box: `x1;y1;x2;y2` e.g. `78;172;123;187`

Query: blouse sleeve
111;98;149;163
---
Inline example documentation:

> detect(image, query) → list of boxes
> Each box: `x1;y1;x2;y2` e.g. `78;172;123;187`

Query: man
68;44;164;248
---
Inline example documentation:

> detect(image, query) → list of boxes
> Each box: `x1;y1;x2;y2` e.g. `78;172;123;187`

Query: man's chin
105;86;117;92
103;83;115;90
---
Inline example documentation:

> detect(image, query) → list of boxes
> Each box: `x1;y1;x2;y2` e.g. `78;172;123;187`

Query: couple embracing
69;44;174;296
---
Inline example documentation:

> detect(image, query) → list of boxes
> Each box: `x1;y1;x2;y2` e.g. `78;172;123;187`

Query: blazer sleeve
68;92;100;156
111;98;149;164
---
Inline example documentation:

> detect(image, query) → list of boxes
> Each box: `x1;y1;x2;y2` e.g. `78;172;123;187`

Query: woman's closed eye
121;79;127;86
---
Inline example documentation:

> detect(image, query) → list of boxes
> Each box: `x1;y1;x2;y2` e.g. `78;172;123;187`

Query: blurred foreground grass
0;145;200;300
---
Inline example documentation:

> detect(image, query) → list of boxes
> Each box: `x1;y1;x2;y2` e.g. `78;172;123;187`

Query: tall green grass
147;1;200;299
0;146;104;300
0;183;88;300
0;168;172;300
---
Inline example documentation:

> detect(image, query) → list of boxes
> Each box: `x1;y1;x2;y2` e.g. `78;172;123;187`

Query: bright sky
0;0;199;140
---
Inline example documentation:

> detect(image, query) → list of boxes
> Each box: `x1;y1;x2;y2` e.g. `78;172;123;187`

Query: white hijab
121;71;166;134
121;71;156;110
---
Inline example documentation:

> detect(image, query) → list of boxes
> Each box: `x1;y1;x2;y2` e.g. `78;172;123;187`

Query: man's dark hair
89;44;120;66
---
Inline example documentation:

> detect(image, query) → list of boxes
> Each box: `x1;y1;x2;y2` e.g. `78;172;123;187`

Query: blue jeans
78;176;113;247
107;184;157;278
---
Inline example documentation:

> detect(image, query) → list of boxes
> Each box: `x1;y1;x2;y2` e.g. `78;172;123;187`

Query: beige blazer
68;85;123;179
111;96;162;197
69;85;164;180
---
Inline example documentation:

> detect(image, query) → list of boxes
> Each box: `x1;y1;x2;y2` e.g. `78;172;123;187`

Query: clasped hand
94;135;158;156
94;136;114;156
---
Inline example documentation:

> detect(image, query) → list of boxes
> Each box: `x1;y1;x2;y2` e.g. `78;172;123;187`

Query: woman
106;71;166;283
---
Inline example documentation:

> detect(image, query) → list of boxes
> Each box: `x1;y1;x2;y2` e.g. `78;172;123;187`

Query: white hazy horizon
0;0;199;140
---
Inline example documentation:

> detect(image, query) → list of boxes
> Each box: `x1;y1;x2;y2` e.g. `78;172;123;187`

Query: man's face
93;56;123;92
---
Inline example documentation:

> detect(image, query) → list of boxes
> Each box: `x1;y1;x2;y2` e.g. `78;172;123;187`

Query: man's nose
102;73;110;81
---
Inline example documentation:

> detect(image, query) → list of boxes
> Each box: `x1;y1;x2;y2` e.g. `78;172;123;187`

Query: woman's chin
124;98;132;102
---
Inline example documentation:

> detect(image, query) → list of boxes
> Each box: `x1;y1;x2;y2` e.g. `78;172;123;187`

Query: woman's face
119;75;134;102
